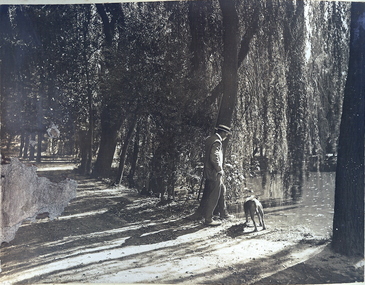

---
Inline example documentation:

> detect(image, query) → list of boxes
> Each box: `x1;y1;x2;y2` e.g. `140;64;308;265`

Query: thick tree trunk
332;2;365;257
216;0;239;129
78;130;90;174
92;110;123;178
92;128;119;178
92;3;125;178
202;2;260;109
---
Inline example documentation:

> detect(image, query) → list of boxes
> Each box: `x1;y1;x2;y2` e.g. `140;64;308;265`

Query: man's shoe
205;220;221;226
221;214;235;220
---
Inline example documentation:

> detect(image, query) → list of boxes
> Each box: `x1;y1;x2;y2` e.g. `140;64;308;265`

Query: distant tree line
0;0;350;201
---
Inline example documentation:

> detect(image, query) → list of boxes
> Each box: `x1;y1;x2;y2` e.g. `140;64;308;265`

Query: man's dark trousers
197;177;227;222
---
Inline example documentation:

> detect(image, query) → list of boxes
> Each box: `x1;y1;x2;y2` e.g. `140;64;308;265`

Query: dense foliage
0;0;350;201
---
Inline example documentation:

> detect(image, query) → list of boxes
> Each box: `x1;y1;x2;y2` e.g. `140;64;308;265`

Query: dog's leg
243;209;249;229
245;210;249;224
250;207;258;232
258;205;266;230
256;208;262;227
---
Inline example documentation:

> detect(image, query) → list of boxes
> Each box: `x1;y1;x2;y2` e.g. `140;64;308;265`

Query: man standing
194;124;233;226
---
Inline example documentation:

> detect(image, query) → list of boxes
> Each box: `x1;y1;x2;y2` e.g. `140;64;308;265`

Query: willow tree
332;2;364;257
282;0;307;200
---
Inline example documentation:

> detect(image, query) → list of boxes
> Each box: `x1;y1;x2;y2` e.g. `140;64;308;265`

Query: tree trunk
116;114;138;185
332;2;365;257
23;131;29;158
92;120;121;178
78;130;89;174
92;106;123;178
36;90;44;163
128;121;141;189
29;133;36;161
85;127;93;174
83;6;93;175
19;131;25;157
78;70;93;174
77;122;92;175
36;132;42;163
92;3;125;178
202;2;260;109
216;0;239;129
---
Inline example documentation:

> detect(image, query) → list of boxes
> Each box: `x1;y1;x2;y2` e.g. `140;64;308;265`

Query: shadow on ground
1;161;363;284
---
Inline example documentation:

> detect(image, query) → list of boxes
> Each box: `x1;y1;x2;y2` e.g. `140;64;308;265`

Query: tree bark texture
203;2;260;110
216;0;239;128
116;114;138;185
92;3;125;177
332;2;365;257
92;108;123;177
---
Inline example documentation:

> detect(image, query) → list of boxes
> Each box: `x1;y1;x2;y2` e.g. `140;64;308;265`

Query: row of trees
1;0;363;257
1;1;349;198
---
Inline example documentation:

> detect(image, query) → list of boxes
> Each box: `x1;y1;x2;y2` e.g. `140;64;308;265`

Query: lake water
228;172;335;237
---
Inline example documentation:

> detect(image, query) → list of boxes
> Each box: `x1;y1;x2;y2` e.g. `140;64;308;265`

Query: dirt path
0;161;363;284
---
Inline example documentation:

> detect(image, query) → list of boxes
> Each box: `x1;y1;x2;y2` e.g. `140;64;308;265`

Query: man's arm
210;141;224;176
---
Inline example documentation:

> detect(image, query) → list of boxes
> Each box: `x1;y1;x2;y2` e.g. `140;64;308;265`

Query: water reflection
228;172;335;236
245;172;334;206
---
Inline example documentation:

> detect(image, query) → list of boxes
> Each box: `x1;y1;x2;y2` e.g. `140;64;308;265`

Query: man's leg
218;183;234;219
204;178;222;224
